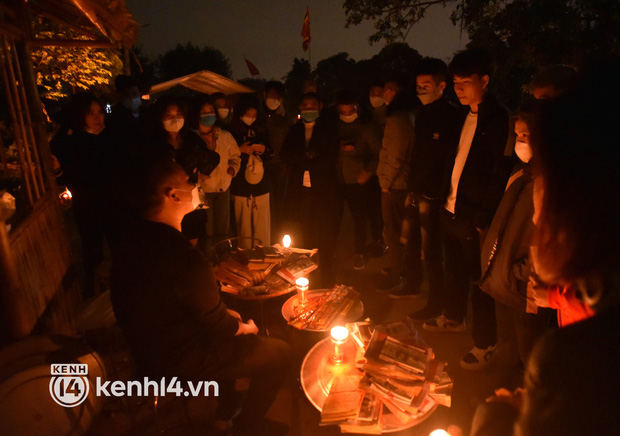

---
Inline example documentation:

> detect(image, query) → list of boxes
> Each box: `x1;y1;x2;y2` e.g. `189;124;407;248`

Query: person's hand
340;140;355;152
235;319;258;335
251;144;266;155
227;167;235;177
357;170;371;185
51;154;61;171
486;387;524;410
227;308;242;321
528;277;551;308
239;141;253;155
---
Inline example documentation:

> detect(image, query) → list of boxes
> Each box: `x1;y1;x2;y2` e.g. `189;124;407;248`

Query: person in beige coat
376;77;420;289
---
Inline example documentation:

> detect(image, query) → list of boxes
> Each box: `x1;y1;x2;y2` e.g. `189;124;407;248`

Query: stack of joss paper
319;320;453;434
288;285;360;330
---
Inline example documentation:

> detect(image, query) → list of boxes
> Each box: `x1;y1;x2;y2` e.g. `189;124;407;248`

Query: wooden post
0;219;30;344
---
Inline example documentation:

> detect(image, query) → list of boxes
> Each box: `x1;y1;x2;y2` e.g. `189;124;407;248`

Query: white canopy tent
150;70;254;95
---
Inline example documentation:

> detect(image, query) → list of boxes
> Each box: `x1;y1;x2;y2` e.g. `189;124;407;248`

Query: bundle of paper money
288;285;360;330
319;320;453;433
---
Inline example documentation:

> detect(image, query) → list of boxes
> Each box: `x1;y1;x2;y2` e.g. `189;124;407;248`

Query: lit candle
330;326;349;363
429;430;450;436
60;188;72;201
295;277;309;305
283;234;291;249
59;187;72;206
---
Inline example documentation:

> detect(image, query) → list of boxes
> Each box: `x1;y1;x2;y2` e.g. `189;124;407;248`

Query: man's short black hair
416;58;448;85
300;92;321;105
335;89;358;106
264;80;285;95
448;49;495;79
384;73;409;90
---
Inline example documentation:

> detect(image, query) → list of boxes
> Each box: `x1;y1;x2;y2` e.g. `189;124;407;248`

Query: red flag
301;7;311;51
244;57;260;77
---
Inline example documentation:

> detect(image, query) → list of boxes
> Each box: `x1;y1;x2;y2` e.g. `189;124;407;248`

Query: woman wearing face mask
229;97;272;249
150;96;220;250
335;91;382;270
280;92;341;287
51;92;115;298
151;95;220;184
475;102;551;378
212;92;234;132
193;96;242;254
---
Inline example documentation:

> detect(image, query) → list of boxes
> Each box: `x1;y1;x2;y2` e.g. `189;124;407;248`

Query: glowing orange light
60;188;72;201
283;234;291;248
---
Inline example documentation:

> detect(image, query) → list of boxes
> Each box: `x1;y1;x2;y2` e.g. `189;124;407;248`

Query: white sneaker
459;345;496;370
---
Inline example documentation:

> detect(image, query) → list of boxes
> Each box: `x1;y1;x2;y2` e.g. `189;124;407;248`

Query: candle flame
331;326;348;342
283;234;291;248
60;188;72;200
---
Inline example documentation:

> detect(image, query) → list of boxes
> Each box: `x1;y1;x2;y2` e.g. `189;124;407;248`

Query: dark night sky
126;0;468;81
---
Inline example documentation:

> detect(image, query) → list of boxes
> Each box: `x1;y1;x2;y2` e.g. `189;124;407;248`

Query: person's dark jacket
147;129;220;184
478;164;534;309
409;98;460;199
263;104;292;167
377;92;420;191
441;93;512;229
280;117;340;198
110;219;239;379
516;305;620;435
337;118;381;184
51;127;115;210
229;118;271;197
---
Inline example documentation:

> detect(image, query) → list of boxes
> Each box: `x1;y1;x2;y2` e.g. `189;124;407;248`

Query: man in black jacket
110;157;291;435
395;59;460;304
422;50;512;371
280;93;341;286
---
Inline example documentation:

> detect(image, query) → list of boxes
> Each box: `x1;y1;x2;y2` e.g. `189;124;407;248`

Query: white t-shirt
445;111;478;213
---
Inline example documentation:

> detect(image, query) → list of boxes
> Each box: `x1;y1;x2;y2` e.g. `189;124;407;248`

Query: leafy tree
344;0;620;106
30;18;123;100
238;77;266;94
313;52;357;104
158;42;232;81
283;57;312;112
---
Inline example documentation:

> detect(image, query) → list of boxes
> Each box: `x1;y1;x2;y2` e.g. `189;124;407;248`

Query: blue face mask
301;110;319;123
200;114;217;127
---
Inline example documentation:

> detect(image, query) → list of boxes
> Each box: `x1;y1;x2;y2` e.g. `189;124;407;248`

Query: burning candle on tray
330;326;348;363
283;234;291;249
295;277;309;306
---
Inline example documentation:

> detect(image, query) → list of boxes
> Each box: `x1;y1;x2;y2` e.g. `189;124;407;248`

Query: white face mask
163;117;184;133
217;108;230;119
369;96;385;108
241;115;256;126
515;140;533;163
265;98;281;111
339;113;358;123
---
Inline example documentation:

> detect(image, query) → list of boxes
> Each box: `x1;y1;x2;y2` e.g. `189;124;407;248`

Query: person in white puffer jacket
195;97;241;252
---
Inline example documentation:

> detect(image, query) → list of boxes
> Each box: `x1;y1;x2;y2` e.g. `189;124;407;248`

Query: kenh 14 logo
49;363;90;408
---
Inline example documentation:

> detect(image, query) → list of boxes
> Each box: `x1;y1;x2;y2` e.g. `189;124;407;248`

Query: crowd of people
49;49;620;435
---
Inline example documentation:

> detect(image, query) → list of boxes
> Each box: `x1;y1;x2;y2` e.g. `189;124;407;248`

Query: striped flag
301;7;311;51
